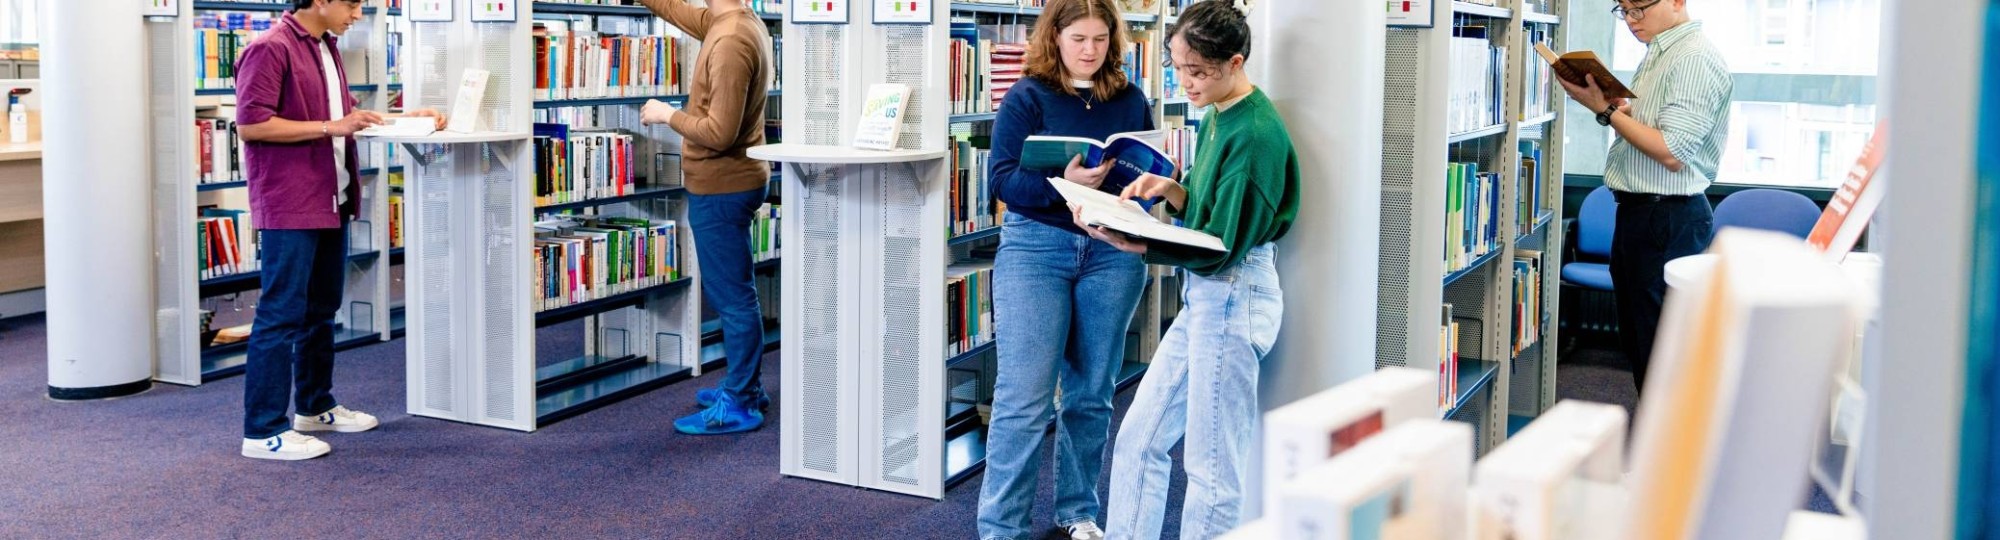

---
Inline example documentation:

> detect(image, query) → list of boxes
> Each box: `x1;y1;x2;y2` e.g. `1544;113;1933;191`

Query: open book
1022;130;1175;190
1534;43;1636;100
1049;177;1225;253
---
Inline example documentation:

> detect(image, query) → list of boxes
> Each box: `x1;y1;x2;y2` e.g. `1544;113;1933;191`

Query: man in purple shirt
233;0;439;461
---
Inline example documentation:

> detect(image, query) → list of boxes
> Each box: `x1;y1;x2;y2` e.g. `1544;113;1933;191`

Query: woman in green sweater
1078;1;1299;538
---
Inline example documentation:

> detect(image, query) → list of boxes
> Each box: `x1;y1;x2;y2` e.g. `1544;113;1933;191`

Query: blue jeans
978;213;1147;540
1106;244;1283;540
691;185;768;401
243;226;346;439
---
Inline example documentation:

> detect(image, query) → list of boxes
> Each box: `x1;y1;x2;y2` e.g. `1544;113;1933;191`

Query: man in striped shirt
1558;0;1730;396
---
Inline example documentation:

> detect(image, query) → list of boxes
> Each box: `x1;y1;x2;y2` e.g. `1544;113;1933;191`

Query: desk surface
0;141;41;162
748;143;948;164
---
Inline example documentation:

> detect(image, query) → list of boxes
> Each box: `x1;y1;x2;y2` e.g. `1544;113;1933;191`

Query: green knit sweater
1144;87;1301;276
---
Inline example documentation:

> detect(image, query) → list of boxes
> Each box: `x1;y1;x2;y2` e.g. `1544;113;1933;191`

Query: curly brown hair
1022;0;1131;103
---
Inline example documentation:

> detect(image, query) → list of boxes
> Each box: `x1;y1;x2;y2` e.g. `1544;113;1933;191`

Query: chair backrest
1713;188;1822;240
1577;186;1617;259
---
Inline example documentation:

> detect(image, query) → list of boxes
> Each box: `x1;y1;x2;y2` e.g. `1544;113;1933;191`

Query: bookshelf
148;0;403;386
934;0;1182;487
1375;0;1567;455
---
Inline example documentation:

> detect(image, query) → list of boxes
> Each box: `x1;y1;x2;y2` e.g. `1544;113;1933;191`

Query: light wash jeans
1106;243;1283;540
978;213;1148;540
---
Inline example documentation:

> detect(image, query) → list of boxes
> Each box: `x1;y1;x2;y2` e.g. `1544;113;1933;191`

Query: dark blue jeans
691;186;767;401
1609;192;1713;395
243;226;345;439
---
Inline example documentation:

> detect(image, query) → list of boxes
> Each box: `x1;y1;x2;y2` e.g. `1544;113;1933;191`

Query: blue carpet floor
0;314;1828;537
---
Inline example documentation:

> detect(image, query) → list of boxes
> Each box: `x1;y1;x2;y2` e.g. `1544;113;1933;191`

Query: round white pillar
42;0;155;399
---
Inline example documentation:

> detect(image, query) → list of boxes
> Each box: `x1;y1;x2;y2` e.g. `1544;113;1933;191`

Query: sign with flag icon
794;0;850;24
410;0;452;22
142;0;177;17
1386;0;1433;28
872;0;931;24
472;0;515;22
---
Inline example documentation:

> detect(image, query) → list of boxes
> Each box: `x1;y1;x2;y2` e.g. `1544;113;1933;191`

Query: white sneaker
241;431;331;461
1067;521;1105;540
293;405;379;433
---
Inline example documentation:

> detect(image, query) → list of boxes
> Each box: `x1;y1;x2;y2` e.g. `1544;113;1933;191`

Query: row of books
531;23;687;101
945;261;995;358
1522;25;1558;120
1444;161;1502;274
948;22;995;115
1447;26;1507;134
1122;36;1156;98
533;123;641;207
1512;250;1544;354
196;116;247;185
533;215;682;312
198;209;259;280
949;135;1002;236
753;203;781;264
193;14;274;91
1518;139;1547;229
1438;304;1461;411
1161;118;1197;170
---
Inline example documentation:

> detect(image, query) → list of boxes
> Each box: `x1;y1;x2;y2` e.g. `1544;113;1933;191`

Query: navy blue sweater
989;77;1155;235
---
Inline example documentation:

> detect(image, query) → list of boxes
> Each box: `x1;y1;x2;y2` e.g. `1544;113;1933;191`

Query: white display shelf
748;143;949;164
362;131;532;145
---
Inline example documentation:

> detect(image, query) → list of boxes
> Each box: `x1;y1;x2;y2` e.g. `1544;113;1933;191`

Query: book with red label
1805;121;1887;261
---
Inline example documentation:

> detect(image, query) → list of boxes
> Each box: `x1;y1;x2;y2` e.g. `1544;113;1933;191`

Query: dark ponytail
1167;1;1252;64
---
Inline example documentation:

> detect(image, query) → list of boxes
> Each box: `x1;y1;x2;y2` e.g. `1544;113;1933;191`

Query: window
1;0;39;45
1595;0;1881;189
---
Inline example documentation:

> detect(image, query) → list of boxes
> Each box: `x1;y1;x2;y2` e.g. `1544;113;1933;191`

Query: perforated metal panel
479;145;521;423
799;26;846;146
148;19;199;385
882;26;929;151
873;164;929;488
1376;29;1422;371
1510;342;1543;416
415;148;457;414
477;25;517;133
798;168;847;476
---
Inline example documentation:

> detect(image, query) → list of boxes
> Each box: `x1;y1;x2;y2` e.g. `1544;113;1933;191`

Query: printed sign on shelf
142;0;177;17
873;0;931;24
1387;0;1433;28
794;0;850;24
409;0;454;22
472;0;516;22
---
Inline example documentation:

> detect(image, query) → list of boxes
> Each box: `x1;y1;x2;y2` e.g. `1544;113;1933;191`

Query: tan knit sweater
638;0;773;195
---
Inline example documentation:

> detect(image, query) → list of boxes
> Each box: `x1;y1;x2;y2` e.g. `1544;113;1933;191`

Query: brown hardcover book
1535;42;1637;100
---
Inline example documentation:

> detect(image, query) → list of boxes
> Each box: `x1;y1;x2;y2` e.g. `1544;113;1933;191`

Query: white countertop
747;143;948;164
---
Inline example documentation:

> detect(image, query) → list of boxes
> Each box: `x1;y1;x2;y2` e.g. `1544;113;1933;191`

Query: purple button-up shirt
235;13;361;230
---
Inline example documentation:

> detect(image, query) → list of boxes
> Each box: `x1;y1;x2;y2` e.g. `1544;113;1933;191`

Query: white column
1244;0;1385;518
1865;0;1980;535
42;0;154;398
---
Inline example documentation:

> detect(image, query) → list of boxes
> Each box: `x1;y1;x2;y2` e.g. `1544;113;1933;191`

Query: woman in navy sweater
977;0;1155;539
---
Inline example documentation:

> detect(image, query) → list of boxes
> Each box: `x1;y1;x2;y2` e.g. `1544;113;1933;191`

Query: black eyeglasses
1611;0;1663;21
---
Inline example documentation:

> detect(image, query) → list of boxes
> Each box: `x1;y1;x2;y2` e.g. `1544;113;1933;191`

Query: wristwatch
1595;105;1616;126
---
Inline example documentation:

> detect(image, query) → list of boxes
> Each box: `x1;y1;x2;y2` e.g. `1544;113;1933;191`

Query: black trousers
1610;191;1713;395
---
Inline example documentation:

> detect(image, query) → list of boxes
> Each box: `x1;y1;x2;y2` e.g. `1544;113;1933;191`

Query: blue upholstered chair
1560;186;1618;339
1712;188;1821;240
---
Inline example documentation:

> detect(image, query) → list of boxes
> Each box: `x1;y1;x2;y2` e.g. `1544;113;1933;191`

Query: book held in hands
1020;129;1175;191
1534;42;1635;100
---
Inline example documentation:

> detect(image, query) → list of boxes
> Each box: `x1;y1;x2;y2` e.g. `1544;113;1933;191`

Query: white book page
1048;177;1224;252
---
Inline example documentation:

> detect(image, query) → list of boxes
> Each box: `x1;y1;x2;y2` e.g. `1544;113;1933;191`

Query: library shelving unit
380;0;704;432
524;0;789;368
934;0;1181;489
1374;0;1566;454
755;0;967;499
147;0;404;386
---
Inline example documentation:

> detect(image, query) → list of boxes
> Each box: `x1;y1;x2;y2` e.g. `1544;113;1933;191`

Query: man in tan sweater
639;0;775;436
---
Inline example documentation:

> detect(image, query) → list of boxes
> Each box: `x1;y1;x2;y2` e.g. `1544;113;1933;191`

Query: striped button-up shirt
1605;21;1731;196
